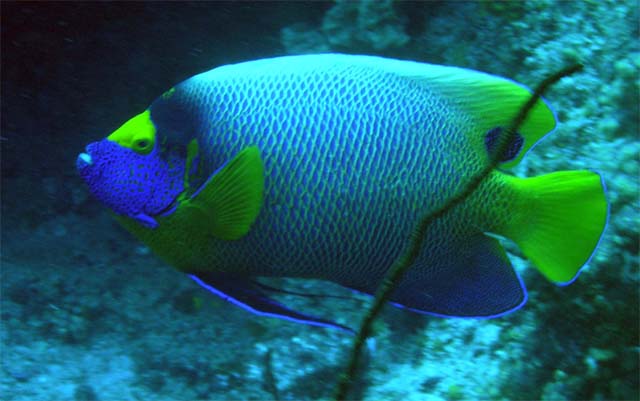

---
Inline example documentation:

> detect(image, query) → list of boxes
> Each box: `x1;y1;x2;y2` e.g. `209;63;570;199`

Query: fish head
76;110;187;229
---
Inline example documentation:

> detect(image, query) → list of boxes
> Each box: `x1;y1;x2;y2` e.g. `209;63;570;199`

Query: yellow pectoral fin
184;146;264;241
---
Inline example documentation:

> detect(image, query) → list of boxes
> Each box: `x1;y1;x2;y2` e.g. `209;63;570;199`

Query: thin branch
332;63;584;401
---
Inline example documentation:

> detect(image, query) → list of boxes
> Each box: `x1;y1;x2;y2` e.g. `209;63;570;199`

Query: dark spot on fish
484;127;524;162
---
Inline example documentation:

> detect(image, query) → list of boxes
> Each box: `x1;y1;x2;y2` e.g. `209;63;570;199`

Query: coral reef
282;0;409;54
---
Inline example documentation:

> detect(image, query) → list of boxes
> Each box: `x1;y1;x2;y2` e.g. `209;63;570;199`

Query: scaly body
78;55;608;328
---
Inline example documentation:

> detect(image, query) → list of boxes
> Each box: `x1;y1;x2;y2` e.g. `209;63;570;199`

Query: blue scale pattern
149;55;524;317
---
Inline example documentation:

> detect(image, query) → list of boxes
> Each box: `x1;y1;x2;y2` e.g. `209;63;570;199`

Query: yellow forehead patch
107;110;156;154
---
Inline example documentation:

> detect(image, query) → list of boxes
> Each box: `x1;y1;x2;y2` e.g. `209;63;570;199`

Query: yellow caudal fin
503;170;608;284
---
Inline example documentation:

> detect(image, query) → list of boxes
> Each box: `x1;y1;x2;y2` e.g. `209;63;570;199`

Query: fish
76;54;608;332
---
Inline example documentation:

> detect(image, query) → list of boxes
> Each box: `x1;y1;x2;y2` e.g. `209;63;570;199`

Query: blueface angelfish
77;54;608;332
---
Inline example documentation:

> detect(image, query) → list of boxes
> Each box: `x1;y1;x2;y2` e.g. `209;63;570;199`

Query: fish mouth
76;144;95;171
77;152;93;166
76;152;93;171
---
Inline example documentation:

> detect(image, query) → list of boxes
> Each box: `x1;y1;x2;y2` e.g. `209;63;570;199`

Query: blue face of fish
76;111;186;228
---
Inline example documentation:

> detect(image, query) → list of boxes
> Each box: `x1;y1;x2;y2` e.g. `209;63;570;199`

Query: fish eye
132;137;154;155
135;139;150;150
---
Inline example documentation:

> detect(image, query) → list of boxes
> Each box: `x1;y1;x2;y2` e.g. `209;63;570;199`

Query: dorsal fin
377;59;557;168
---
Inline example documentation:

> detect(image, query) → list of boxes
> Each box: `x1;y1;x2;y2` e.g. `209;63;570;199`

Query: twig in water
263;348;280;401
332;63;584;401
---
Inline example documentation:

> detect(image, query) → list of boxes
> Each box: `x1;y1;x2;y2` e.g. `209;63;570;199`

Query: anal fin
388;235;527;318
189;272;354;333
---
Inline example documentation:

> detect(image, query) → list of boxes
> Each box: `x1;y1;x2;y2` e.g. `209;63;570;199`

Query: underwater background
1;1;638;400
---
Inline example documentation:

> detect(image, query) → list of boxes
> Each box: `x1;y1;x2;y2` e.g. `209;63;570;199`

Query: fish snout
76;152;93;170
76;142;100;176
76;142;100;170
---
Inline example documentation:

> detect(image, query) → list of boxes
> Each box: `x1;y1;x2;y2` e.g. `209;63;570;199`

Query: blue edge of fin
189;273;356;334
188;233;529;334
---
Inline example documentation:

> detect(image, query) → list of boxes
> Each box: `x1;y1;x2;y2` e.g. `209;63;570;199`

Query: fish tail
500;170;608;284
